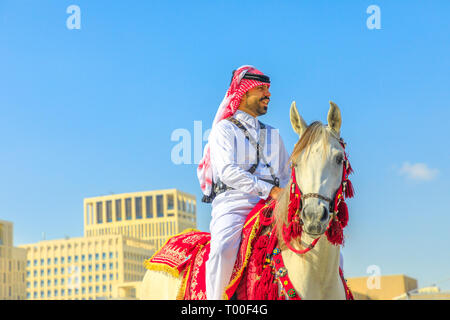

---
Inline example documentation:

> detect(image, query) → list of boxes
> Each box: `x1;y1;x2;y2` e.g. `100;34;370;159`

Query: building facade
83;189;197;250
0;220;27;300
19;234;154;300
346;274;418;300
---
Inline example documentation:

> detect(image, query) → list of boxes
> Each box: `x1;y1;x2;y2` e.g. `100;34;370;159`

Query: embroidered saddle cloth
143;199;270;300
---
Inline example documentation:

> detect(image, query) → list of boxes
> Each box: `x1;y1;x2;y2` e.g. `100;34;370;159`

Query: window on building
135;197;142;219
96;201;103;224
167;194;175;210
115;199;122;221
145;196;153;218
125;198;132;220
68;256;72;263
61;257;65;264
95;253;99;261
106;200;112;222
54;258;58;264
47;258;51;265
156;195;164;217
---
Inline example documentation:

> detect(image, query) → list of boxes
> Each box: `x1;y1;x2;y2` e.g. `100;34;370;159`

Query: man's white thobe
205;110;290;300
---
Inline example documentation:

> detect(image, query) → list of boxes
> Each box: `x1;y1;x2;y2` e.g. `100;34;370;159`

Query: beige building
19;234;153;300
0;220;27;300
17;188;197;300
347;274;418;300
83;189;197;250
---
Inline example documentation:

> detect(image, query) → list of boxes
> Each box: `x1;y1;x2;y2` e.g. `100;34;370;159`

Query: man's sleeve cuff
256;179;274;199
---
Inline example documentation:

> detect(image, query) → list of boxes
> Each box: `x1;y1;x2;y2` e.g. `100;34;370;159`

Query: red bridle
281;138;354;254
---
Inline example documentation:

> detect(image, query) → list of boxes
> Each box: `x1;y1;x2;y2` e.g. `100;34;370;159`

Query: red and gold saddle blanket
143;199;272;300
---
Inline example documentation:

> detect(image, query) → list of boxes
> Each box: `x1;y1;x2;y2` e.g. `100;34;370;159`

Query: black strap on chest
201;117;279;203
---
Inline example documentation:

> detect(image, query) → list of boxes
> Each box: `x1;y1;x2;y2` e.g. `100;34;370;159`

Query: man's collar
234;110;259;128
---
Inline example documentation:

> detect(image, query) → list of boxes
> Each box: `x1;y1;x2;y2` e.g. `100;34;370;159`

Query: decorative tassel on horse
283;166;303;243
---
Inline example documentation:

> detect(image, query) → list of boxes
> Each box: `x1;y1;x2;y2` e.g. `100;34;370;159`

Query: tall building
19;234;153;300
17;188;197;300
83;189;197;250
0;220;27;300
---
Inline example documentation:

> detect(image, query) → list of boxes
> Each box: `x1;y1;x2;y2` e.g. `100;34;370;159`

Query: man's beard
256;96;270;115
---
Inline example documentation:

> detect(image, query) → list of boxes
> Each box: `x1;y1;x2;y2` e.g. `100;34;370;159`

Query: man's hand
269;186;282;200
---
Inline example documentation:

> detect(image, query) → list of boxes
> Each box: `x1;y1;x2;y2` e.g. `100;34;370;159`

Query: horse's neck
280;234;345;300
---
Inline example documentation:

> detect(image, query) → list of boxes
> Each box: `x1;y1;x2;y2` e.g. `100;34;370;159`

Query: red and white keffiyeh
197;65;271;199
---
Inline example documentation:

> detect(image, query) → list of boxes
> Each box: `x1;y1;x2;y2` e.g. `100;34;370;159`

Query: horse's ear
327;101;342;135
290;101;307;137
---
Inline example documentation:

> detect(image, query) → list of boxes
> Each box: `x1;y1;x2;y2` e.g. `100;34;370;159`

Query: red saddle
143;199;271;300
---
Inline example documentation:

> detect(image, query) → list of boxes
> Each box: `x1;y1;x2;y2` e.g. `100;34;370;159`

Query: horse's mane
274;121;331;250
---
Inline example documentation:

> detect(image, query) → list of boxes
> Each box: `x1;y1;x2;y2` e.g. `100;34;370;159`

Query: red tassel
267;281;279;300
347;162;354;175
325;218;344;245
289;220;302;239
345;179;354;198
253;235;269;275
337;201;349;228
255;267;274;299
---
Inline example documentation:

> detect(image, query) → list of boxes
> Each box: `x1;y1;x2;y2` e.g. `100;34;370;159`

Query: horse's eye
336;154;344;164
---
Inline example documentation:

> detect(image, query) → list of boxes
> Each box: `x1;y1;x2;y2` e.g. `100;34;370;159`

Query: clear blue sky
1;1;449;291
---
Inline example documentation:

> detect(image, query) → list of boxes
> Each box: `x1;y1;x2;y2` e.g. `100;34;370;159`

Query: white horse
141;101;351;300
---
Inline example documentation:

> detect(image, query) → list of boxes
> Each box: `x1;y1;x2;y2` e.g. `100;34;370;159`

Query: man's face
241;85;271;117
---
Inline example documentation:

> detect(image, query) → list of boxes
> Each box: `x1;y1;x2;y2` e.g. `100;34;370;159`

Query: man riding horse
197;65;291;300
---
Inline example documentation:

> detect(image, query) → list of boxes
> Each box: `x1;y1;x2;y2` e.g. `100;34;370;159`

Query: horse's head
289;101;345;237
